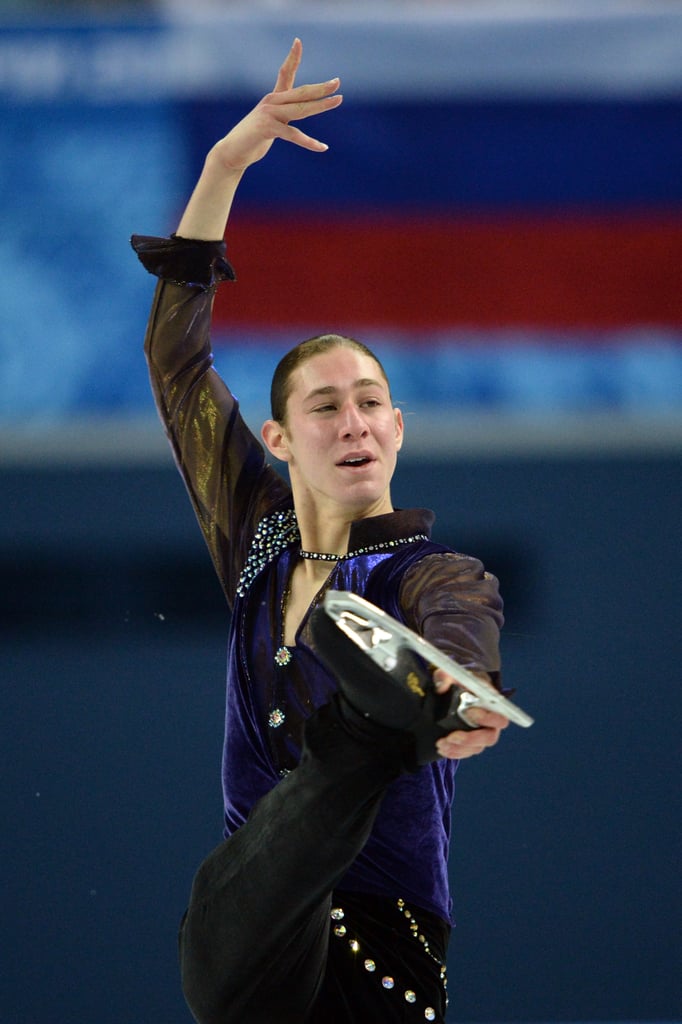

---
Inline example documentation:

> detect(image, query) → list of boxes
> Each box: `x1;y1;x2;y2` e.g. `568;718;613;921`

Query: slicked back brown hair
270;333;392;424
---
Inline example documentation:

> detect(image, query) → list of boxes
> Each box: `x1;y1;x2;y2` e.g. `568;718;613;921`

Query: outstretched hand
176;38;342;240
433;668;510;761
210;38;342;174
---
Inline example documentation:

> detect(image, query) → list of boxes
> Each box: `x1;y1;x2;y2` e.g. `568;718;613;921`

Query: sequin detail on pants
328;900;446;1021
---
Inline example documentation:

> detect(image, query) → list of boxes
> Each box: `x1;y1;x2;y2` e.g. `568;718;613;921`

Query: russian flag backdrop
191;13;682;429
201;98;682;332
1;5;681;444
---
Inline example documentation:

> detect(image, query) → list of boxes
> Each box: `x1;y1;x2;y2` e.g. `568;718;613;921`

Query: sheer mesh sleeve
400;552;504;690
134;236;290;605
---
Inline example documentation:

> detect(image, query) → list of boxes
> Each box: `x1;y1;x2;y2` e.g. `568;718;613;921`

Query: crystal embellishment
330;908;345;921
236;510;300;597
364;959;376;972
274;646;292;667
405;990;416;1003
381;977;394;990
425;1010;436;1021
235;508;428;598
268;708;286;728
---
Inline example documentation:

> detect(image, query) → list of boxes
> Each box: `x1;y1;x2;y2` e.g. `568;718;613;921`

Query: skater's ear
261;419;292;463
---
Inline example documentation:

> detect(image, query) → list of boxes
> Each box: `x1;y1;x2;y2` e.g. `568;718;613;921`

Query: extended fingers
258;84;342;151
274;124;332;153
270;38;342;145
273;37;303;93
265;76;341;110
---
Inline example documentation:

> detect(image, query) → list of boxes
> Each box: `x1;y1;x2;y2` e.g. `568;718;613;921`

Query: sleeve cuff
130;233;237;289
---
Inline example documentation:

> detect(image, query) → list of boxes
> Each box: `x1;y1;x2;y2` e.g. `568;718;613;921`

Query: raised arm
176;37;342;241
133;40;342;603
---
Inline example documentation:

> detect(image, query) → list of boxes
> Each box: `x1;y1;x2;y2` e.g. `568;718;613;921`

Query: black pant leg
179;699;405;1024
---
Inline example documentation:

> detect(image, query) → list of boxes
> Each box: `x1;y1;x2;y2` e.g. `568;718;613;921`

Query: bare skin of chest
283;561;335;647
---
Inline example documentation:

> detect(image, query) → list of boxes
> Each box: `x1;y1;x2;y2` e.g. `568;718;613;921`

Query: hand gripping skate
313;591;533;765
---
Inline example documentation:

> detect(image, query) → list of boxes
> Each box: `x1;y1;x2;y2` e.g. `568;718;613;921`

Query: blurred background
2;2;680;1023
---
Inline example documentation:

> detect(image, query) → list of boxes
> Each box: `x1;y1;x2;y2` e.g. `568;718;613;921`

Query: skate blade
323;591;534;729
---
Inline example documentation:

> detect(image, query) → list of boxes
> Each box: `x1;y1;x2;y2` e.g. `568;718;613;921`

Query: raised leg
179;698;405;1024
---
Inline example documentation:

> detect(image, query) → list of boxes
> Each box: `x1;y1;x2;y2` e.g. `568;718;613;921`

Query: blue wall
3;453;680;1023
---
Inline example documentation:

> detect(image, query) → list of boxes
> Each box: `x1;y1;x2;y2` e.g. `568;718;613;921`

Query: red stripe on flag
215;211;682;332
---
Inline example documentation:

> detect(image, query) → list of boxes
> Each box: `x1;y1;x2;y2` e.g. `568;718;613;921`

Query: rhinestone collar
236;509;430;598
298;535;430;571
299;549;341;562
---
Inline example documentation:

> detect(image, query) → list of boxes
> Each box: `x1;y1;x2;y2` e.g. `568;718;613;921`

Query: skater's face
262;346;404;519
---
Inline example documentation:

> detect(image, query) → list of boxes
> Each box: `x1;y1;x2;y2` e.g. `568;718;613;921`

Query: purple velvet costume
132;234;504;928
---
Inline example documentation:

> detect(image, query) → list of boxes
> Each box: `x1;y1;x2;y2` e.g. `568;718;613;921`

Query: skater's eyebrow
303;379;384;402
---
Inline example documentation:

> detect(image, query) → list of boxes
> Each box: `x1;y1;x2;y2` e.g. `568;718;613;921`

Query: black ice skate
311;591;533;766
